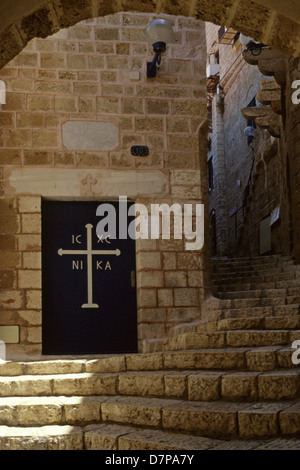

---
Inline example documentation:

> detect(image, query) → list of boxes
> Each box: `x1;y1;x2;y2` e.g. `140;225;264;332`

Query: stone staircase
1;254;300;450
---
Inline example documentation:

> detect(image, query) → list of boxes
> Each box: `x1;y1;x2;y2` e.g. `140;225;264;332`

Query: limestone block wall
0;12;209;355
205;21;291;257
0;0;300;73
286;57;300;262
206;22;266;254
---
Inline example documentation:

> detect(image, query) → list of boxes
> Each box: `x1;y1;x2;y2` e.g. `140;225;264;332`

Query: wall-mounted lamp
239;34;266;56
145;18;174;78
244;125;255;138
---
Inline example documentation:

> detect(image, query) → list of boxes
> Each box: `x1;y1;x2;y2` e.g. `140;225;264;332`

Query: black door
42;200;138;355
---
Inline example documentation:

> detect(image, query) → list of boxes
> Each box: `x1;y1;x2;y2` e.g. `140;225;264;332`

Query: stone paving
0;255;300;450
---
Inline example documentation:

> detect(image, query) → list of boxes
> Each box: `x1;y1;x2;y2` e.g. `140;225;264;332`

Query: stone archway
0;0;300;70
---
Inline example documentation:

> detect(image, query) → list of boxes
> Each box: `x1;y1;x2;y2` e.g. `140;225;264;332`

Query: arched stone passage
0;0;299;69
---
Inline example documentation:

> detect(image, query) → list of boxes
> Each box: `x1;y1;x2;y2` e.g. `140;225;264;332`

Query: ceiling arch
0;0;299;69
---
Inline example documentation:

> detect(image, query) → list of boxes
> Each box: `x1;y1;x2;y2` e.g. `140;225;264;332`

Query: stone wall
0;0;299;72
0;12;209;355
205;22;294;258
285;57;300;262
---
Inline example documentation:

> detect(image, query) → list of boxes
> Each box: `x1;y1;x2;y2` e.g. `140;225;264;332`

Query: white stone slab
7;168;168;197
62;121;119;150
0;326;19;344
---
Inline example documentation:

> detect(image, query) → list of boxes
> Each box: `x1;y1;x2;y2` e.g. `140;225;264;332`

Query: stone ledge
1;423;300;450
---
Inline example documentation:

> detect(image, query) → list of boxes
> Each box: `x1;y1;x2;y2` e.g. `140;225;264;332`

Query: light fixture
145;18;174;78
244;125;255;137
239;34;266;56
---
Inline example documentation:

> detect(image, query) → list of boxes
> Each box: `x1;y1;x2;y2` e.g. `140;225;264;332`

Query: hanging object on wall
131;145;149;157
145;18;174;78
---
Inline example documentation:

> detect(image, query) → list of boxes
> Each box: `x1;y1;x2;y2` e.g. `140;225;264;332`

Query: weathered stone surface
64;397;102;425
62;121;119;151
164;372;186;398
7;168;168;197
226;330;289;348
84;423;131;450
101;396;162;427
24;360;85;375
258;371;300;400
238;402;292;438
246;347;278;371
118;427;217;450
0;361;24;376
85;357;126;373
221;373;258;401
279;403;300;435
15;397;64;426
118;372;164;397
52;373;117;396
163;349;245;370
254;438;300;450
162;400;241;438
0;1;298;449
188;372;221;401
0;425;83;450
125;353;163;371
0;375;52;397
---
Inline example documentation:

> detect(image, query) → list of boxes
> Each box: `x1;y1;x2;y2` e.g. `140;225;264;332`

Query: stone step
1;369;299;401
217;316;300;331
169;319;219;336
0;425;84;450
144;326;300;354
87;427;300;450
220;298;294;308
211;271;299;281
212;274;299;285
287;295;300;304
0;395;106;427
133;347;299;371
205;299;300;311
2;423;300;450
225;329;299;348
211;263;295;273
214;282;276;291
1;346;298;381
221;305;299;318
165;329;300;351
85;420;300;449
0;356;127;377
0;373;117;398
168;316;300;342
0;395;298;439
214;293;300;308
143;346;298;371
212;263;297;272
211;255;294;266
213;279;299;291
214;289;287;300
211;263;298;274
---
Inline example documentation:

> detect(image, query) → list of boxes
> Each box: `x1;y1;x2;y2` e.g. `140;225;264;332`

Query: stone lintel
242;50;287;86
241;106;274;119
6;168;169;198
